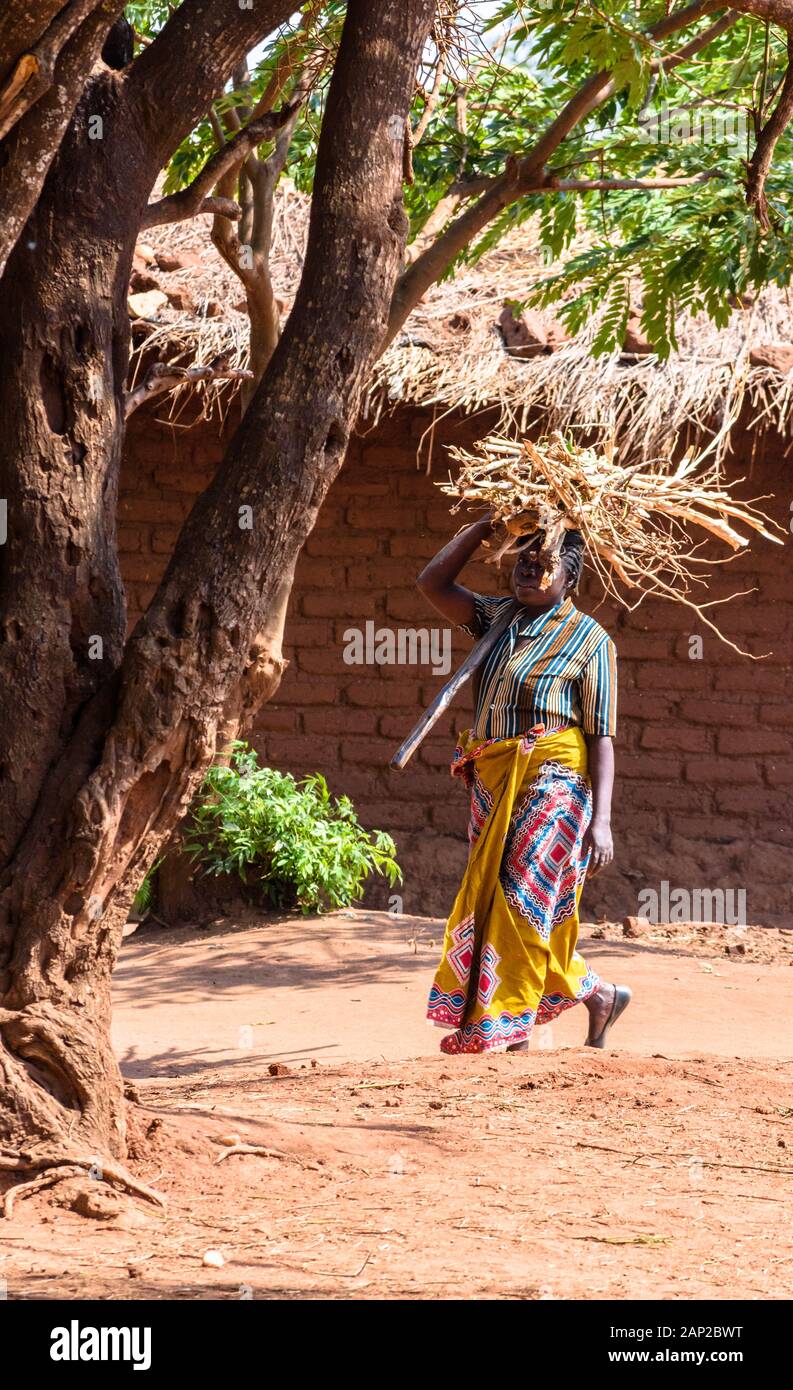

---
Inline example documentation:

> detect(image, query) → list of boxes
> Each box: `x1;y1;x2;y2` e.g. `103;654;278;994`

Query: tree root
3;1165;84;1219
215;1142;315;1170
0;1148;166;1218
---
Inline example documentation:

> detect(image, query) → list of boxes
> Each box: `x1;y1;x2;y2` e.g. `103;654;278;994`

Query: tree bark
0;0;434;1169
0;1;125;280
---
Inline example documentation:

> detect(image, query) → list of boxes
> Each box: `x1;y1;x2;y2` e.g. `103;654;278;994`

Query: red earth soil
1;912;791;1300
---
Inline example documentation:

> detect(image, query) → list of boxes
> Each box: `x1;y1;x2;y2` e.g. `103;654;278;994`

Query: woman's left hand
584;817;613;876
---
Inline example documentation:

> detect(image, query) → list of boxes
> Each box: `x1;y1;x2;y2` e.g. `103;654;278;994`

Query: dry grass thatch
130;184;793;463
440;431;785;653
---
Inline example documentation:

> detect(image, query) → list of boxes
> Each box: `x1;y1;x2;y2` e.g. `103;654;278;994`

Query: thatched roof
130;183;793;463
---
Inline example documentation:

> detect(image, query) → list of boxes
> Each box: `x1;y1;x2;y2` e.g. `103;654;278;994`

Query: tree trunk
0;0;434;1173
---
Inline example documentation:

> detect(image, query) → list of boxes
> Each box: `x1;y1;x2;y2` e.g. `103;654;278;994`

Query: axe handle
389;601;519;770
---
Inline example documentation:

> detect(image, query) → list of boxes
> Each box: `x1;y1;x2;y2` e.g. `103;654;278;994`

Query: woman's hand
584;816;613;876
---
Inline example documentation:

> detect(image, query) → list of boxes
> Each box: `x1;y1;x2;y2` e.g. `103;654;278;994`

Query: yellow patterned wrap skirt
427;725;600;1054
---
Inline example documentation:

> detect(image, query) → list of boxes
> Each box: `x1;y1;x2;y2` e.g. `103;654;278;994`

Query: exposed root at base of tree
0;1148;166;1218
215;1142;318;1171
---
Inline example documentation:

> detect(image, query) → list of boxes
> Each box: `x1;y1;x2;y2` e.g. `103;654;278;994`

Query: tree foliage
132;1;793;359
184;743;402;913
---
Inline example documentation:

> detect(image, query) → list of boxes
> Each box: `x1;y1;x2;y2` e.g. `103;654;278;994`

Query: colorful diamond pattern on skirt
476;942;501;1007
467;768;494;849
500;760;591;941
446;913;475;986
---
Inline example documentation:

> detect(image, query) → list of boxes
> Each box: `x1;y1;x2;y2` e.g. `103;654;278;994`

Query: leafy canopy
132;2;793;356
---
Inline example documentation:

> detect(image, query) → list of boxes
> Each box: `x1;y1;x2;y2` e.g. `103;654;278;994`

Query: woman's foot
506;1039;530;1053
584;982;631;1048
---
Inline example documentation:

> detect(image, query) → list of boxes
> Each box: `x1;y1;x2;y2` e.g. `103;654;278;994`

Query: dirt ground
1;910;792;1301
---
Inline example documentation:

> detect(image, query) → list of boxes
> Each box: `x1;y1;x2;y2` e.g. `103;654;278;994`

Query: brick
267;735;340;768
389;534;447;559
420;741;457;767
323;768;388;801
343;560;416;589
120;553;162;583
340;738;397;764
293;647;346;674
280;677;338;704
118;496;191;523
282;620;331;646
312;505;345;532
620;756;684;781
132;583;158;611
614;636;673;660
301;591;379;618
617;694;677;721
759;703;791;726
430;804;469;834
674;815;754;842
154;466;213;493
305;535;379;558
151;525;180;554
293;559;347;587
387;589;430;621
640;725;712;753
765;760;793;786
620;783;712;812
679;699;754;726
714;665;788;694
303;708;378;735
717;728;791;756
628;604;681;632
117;524;145;553
360;445;404;469
333;480;391;498
378;712;447;739
352;799;431;831
346;679;421;708
685;757;761;784
396;472;435;499
254;707;299;733
714;787;790;817
347;505;417;531
383;767;449;799
634;662;709;691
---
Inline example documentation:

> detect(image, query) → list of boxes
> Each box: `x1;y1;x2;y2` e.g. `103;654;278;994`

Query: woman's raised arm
416;514;494;628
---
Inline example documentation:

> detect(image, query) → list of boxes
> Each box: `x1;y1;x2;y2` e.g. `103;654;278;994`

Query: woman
417;512;631;1055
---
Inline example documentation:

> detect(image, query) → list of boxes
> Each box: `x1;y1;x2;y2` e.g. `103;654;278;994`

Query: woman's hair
560;529;585;592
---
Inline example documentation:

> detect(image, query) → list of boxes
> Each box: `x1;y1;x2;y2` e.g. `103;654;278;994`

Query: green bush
183;741;402;914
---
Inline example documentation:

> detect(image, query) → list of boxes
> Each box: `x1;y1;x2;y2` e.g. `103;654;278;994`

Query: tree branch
125;0;297;163
725;0;793;28
553;171;725;191
124;357;253;417
0;0;123;280
746;34;793;227
0;0;103;142
140;106;295;228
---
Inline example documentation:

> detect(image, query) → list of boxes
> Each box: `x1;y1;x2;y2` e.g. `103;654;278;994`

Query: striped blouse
461;593;617;740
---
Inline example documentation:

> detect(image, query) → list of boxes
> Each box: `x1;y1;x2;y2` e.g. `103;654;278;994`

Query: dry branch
141;107;296;229
440;430;784;652
124;356;253;417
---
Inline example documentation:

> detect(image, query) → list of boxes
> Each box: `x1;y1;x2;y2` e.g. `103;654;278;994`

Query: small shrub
183;741;402;914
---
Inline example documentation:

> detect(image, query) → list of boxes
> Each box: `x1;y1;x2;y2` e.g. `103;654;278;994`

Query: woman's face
510;534;570;609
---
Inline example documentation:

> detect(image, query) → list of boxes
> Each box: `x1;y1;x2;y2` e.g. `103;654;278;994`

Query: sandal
585;984;632;1049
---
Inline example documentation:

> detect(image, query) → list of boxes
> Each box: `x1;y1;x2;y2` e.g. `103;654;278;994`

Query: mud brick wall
120;408;793;928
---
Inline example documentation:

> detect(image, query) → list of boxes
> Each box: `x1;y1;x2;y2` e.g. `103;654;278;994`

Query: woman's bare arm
584;733;614;875
416;514;493;627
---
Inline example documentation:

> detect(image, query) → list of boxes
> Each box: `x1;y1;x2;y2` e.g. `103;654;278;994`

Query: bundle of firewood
440;432;783;652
